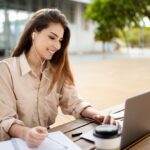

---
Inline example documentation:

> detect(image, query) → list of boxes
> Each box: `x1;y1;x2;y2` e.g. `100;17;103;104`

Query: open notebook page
12;131;81;150
0;140;15;150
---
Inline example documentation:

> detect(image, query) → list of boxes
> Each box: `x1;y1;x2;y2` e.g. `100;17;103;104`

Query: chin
45;55;53;60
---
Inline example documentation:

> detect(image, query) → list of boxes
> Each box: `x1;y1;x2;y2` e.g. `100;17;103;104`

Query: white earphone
32;33;35;40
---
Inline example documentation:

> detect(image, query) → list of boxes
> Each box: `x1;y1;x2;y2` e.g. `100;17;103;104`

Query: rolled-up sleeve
0;62;24;141
59;84;91;119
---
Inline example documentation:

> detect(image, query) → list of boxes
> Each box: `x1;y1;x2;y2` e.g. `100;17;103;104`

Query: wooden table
50;103;125;150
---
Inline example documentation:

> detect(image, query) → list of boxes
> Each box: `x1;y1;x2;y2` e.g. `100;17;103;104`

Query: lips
49;50;55;54
46;48;56;54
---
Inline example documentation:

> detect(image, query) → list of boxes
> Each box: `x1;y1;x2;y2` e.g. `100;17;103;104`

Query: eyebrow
50;32;63;40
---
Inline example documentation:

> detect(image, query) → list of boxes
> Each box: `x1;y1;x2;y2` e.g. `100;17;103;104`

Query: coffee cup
93;124;121;150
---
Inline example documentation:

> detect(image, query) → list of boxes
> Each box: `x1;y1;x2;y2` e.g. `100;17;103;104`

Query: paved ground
52;51;150;127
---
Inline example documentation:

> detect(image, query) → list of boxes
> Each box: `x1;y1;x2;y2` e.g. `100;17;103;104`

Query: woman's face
32;23;64;60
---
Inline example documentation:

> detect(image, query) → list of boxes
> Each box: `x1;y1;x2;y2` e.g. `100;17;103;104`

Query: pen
72;132;82;137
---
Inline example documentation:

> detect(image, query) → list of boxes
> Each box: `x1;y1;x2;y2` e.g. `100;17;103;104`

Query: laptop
120;91;150;149
80;91;150;149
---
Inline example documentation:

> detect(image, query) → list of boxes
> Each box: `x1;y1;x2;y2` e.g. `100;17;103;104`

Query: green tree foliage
85;0;150;48
119;27;150;47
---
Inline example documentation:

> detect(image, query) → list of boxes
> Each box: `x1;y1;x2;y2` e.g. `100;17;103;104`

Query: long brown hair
12;8;74;91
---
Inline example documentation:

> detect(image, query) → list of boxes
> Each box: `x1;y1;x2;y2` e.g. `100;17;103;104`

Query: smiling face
32;22;64;60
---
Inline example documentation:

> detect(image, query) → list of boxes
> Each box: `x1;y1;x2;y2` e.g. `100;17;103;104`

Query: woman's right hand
24;126;48;147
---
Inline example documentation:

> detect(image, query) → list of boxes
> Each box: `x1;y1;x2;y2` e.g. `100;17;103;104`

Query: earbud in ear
32;33;35;40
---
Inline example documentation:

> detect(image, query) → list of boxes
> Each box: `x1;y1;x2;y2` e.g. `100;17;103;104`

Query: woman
0;8;117;147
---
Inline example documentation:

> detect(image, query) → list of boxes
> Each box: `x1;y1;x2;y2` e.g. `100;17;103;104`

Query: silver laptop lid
121;91;150;149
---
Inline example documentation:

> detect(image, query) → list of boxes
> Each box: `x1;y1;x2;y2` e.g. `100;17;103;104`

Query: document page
0;140;15;150
14;131;81;150
110;110;124;120
15;137;64;150
80;129;95;143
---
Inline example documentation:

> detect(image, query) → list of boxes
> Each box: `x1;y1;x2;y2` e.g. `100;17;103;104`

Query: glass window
0;9;5;33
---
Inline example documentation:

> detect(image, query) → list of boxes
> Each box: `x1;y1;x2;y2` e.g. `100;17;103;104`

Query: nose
54;41;61;50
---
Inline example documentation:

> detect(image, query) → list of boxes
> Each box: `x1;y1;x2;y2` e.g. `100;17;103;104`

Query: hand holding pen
24;126;48;148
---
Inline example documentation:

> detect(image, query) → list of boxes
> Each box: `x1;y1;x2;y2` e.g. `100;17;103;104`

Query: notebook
0;131;81;150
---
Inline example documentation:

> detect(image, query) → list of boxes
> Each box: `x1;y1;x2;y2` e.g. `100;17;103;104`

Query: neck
26;46;46;78
26;47;42;69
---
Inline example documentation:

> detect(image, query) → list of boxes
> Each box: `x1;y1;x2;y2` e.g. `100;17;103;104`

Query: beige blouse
0;53;90;140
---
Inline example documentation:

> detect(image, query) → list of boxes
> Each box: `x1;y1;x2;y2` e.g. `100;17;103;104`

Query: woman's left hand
92;114;119;126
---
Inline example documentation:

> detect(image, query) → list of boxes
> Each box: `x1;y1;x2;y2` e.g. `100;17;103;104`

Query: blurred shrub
119;27;150;47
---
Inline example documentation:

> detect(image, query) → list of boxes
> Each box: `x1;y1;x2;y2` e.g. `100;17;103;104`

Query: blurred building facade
0;0;115;56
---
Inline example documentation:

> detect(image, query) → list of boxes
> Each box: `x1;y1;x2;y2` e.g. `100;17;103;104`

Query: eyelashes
48;35;55;40
48;36;62;43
